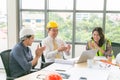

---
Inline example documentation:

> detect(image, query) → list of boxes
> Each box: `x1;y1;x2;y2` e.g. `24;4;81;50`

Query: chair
111;42;120;58
0;49;15;80
40;42;53;69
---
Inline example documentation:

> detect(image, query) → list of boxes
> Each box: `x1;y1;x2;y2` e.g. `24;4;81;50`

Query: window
19;0;120;58
48;0;73;10
48;12;73;42
22;0;44;9
105;13;120;42
76;0;104;10
22;11;45;40
0;0;7;52
107;0;120;11
76;13;103;42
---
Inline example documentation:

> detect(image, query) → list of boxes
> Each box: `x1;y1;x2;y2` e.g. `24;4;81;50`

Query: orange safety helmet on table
45;72;62;80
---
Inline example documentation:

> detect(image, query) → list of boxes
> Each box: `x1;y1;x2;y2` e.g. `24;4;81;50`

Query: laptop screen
77;49;98;63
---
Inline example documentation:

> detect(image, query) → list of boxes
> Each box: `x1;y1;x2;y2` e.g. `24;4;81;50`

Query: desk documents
15;57;120;80
55;59;75;65
67;68;109;80
43;63;109;80
42;63;72;79
43;63;73;72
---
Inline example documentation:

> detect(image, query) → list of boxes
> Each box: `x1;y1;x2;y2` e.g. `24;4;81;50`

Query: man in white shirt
42;21;71;62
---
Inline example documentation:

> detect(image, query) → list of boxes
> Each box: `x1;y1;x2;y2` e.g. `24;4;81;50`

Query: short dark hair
20;35;32;41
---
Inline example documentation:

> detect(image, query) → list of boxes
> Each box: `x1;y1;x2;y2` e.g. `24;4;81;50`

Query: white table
15;57;120;80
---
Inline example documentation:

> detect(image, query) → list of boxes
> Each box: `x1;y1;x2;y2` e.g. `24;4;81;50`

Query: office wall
7;0;18;49
0;0;18;68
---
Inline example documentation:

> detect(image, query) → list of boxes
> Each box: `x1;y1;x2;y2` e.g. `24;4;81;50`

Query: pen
55;69;66;72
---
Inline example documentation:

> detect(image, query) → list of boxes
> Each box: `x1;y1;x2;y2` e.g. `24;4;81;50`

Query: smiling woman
86;27;114;59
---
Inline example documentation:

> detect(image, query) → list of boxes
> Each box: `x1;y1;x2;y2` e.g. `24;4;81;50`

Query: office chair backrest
112;42;120;58
0;49;15;80
40;42;53;69
40;42;45;69
0;49;11;77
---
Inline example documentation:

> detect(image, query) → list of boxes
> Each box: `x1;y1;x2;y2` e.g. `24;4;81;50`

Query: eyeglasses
50;29;58;32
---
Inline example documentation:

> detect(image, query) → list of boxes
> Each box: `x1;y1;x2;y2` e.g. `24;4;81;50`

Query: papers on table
55;59;75;65
54;56;107;66
43;63;109;80
67;68;109;80
42;63;72;79
42;63;73;72
42;58;120;80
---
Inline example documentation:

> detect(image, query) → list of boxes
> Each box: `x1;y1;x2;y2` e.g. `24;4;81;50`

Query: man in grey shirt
9;27;45;78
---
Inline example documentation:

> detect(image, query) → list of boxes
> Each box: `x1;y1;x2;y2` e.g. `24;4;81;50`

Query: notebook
76;49;98;63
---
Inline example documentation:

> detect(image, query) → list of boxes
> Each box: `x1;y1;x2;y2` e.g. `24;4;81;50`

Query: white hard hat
116;53;120;64
19;27;35;39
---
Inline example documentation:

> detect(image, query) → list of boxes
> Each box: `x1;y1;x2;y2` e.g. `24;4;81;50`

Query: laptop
76;49;98;63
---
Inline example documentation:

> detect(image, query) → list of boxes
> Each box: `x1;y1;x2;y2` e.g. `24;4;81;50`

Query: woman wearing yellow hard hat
42;21;71;63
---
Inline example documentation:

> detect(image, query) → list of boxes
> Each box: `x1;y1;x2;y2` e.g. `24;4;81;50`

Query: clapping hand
35;45;45;58
66;44;71;52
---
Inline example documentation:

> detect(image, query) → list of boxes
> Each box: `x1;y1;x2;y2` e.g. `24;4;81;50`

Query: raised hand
35;45;45;58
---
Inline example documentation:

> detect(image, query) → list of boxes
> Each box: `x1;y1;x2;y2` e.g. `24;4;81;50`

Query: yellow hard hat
46;21;58;29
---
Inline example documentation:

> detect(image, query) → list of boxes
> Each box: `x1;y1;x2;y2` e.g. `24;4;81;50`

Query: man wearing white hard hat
9;27;45;78
42;21;71;62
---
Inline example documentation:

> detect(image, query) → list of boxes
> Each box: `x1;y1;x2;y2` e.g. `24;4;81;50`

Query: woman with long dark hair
86;27;113;58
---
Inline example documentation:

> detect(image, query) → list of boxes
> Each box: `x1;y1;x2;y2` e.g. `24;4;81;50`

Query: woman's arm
105;40;112;55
